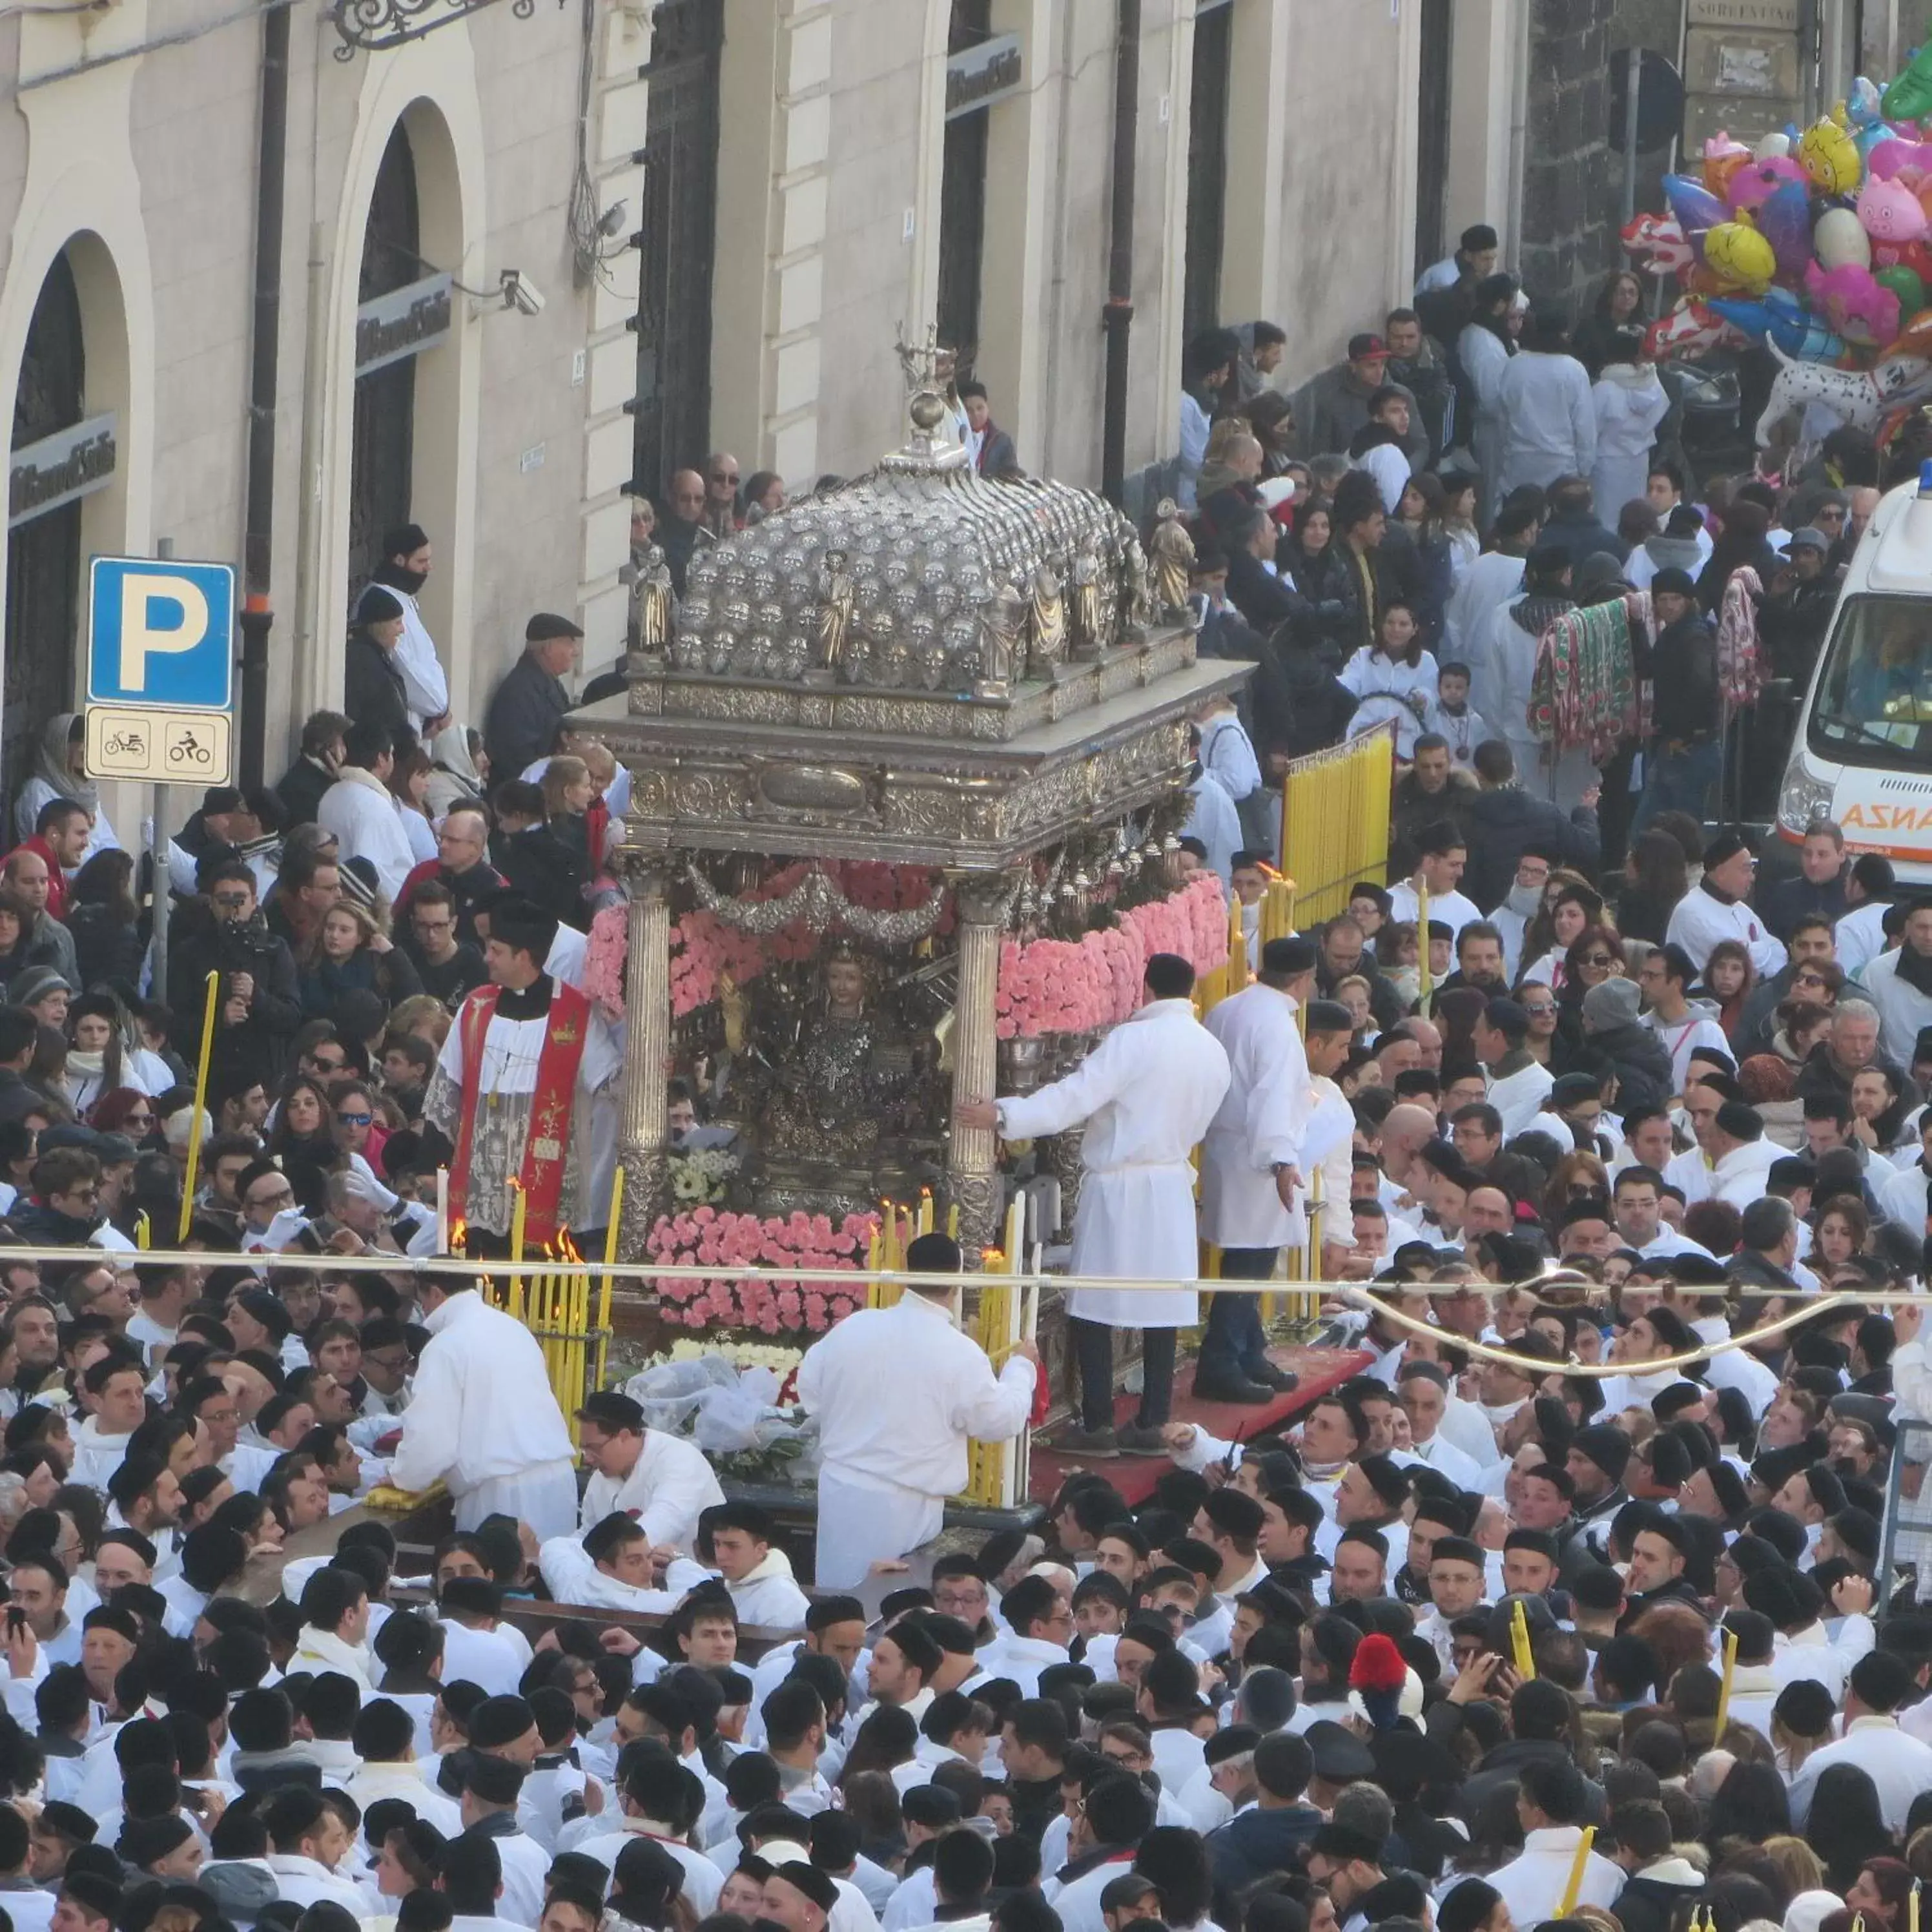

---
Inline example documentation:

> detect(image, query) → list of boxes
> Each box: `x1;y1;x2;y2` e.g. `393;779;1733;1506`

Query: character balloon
1620;211;1694;278
1754;178;1815;278
1883;41;1932;121
1663;172;1730;242
1804;259;1900;345
1798;116;1863;194
1703;219;1777;291
1709;289;1846;360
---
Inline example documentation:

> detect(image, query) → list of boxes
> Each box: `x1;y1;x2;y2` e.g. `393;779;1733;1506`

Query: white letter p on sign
119;575;209;694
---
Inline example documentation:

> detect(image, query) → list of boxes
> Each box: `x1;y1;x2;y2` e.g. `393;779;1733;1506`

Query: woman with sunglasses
1516;877;1603;992
89;1086;161;1147
1547;925;1626;1073
1517;985;1562;1066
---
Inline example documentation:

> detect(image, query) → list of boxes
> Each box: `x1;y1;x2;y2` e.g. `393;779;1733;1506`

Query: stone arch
310;40;486;730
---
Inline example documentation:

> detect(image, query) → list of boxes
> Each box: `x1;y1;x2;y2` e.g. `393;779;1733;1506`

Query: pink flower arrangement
584;905;629;1020
646;1206;879;1332
996;875;1234;1038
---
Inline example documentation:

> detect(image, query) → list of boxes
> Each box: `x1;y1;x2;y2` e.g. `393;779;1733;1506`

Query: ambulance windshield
1809;593;1932;769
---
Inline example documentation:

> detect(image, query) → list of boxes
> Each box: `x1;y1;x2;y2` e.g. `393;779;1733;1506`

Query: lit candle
1416;878;1433;1016
1714;1625;1739;1738
436;1169;451;1256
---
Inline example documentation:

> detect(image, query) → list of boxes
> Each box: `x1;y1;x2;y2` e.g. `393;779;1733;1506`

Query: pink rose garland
646;1208;879;1331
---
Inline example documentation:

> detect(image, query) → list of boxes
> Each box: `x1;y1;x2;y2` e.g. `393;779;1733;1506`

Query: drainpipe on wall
1100;0;1140;508
238;0;291;792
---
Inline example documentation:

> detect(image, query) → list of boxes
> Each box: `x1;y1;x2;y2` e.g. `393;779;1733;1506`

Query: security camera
597;200;629;238
500;269;545;316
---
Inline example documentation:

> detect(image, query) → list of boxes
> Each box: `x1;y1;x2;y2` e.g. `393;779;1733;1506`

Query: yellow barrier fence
1279;721;1397;923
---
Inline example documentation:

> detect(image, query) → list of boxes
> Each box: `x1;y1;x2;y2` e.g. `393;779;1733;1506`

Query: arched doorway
348;123;420;599
5;249;94;810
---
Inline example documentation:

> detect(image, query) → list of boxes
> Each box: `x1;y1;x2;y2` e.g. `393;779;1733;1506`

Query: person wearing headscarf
14;712;116;861
424;722;489;821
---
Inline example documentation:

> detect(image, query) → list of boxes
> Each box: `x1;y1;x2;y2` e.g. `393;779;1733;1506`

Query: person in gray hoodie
1291;334;1430;469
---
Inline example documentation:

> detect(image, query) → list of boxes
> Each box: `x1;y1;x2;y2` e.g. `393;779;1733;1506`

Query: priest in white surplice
797;1231;1039;1587
1662;829;1789;980
387;1271;579;1535
1197;936;1319;1403
957;951;1230;1457
425;898;621;1253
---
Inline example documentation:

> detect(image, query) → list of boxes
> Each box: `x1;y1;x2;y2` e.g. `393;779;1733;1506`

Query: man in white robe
1856;898;1932;1067
797;1231;1038;1587
1197;940;1320;1402
316;723;418;902
387;1274;579;1537
425;900;621;1251
355;524;451;737
957;952;1230;1457
1475;997;1554;1135
1663;832;1789;980
1495;311;1596;495
1443;504;1533;663
575;1390;724;1549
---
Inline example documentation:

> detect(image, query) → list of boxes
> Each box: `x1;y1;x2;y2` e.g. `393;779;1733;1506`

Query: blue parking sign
87;557;235;710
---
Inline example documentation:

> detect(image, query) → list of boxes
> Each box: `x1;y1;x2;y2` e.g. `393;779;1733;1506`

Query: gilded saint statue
1028;562;1067;673
636;550;674;656
755;943;915;1178
816;549;858;672
1148;502;1196;619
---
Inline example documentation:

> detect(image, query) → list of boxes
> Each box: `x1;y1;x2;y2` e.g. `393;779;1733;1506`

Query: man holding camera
167;859;303;1093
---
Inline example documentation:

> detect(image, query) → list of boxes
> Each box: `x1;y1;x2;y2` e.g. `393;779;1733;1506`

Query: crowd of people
1171;224;1891;877
0;224;1921;1932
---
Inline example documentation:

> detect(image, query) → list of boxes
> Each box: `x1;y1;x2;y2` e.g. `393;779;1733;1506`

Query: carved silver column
617;849;673;1260
947;872;1013;1257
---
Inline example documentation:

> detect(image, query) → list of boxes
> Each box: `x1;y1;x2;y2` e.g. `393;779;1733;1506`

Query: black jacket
1537;508;1629;572
490;827;586;932
273;755;334;830
1226;547;1299;634
65;904;144;995
1389;768;1479;879
1207;1805;1324;1920
344;633;413;745
1459;785;1600;914
1635;611;1719;741
657;514;708;599
484;654;572;781
167;910;303;1093
1758;574;1837;683
1756;868;1847;942
1585;1019;1673;1114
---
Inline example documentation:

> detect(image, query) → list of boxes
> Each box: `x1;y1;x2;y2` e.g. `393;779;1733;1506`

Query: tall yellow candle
1557;1827;1596;1915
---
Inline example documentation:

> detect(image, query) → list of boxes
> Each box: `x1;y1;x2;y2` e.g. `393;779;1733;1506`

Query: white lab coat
997;1000;1231;1327
1459;324;1513;520
387;1291;579;1537
1590;365;1670;520
1496;349;1598;495
798;1293;1035;1587
1707;1137;1784;1209
1857;945;1932;1068
1645;1008;1734;1094
1182;776;1242;885
1663;883;1789;979
316;767;418;901
1443;548;1524;664
1837;899;1890;978
1339;648;1439;760
579;1430;724;1547
1466;593;1547;755
1199;983;1311;1250
1787;1716;1932;1833
663;1547;811;1629
1488;1058;1555;1136
1386;878;1483;942
1488;1827;1626;1927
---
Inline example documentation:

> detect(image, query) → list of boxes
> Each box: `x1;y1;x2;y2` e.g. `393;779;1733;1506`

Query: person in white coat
1197;940;1319;1402
1589;336;1670;521
355;523;451;738
1443;498;1537;662
1495;309;1596;498
1856;899;1932;1067
316;723;418;902
575;1391;724;1549
797;1231;1039;1587
1458;273;1519;521
1464;548;1575;781
386;1273;579;1537
957;953;1231;1457
1486;1760;1625;1926
1662;832;1789;980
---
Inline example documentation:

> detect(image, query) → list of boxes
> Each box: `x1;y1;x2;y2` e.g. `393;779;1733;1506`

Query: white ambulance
1780;465;1932;881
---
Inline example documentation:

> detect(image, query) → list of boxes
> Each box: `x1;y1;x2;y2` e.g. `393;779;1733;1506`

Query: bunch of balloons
1625;51;1932;368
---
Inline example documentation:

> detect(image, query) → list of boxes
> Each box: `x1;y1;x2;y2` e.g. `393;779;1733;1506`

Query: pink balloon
1728;156;1807;209
1869;134;1932;180
1859;174;1929;243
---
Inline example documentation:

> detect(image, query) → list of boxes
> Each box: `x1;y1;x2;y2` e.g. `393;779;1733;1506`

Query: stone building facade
0;0;1523;836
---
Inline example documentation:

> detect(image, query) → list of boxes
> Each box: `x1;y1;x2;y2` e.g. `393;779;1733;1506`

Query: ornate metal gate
632;0;723;502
